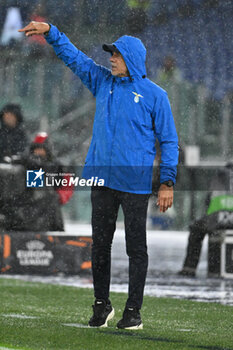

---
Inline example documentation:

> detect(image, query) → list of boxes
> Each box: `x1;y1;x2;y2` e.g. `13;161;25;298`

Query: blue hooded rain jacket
46;25;179;194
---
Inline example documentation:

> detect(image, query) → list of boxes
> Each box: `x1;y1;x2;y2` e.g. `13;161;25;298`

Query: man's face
33;147;47;158
3;112;17;128
110;52;129;77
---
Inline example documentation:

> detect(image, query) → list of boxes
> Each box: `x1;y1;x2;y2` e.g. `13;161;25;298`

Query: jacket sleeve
45;24;109;96
153;92;179;184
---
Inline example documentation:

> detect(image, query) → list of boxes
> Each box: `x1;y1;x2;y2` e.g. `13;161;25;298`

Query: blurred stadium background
0;0;232;229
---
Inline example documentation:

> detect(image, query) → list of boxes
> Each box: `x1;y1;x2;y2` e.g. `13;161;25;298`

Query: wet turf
0;278;232;350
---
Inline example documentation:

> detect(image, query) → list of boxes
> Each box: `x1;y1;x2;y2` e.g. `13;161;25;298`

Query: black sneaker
117;307;143;330
88;299;114;327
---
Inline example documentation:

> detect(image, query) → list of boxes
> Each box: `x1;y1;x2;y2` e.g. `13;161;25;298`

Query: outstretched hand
157;184;174;212
18;21;50;36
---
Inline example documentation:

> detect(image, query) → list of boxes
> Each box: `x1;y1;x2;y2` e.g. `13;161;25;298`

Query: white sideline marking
2;314;38;319
178;329;191;332
62;323;90;329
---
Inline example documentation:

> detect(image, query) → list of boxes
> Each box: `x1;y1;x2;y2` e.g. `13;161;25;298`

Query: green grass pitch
0;278;232;350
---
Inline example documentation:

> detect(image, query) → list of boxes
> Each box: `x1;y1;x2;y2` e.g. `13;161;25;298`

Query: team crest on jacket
132;91;143;103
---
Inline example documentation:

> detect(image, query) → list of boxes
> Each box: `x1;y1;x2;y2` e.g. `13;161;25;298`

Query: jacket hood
112;35;147;79
0;104;24;127
0;103;23;132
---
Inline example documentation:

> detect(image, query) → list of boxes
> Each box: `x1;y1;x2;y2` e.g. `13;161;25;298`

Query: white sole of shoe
100;308;115;328
118;323;143;330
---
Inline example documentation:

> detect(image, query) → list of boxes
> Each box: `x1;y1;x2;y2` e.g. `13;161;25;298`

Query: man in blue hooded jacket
19;22;179;330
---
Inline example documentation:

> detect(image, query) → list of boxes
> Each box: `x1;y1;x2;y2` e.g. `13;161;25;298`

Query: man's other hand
157;184;174;213
18;22;50;36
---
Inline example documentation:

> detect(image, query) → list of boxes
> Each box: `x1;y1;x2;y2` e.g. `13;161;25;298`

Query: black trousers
91;186;150;309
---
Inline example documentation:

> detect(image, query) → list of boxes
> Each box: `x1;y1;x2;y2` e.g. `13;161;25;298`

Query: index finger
18;24;33;32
